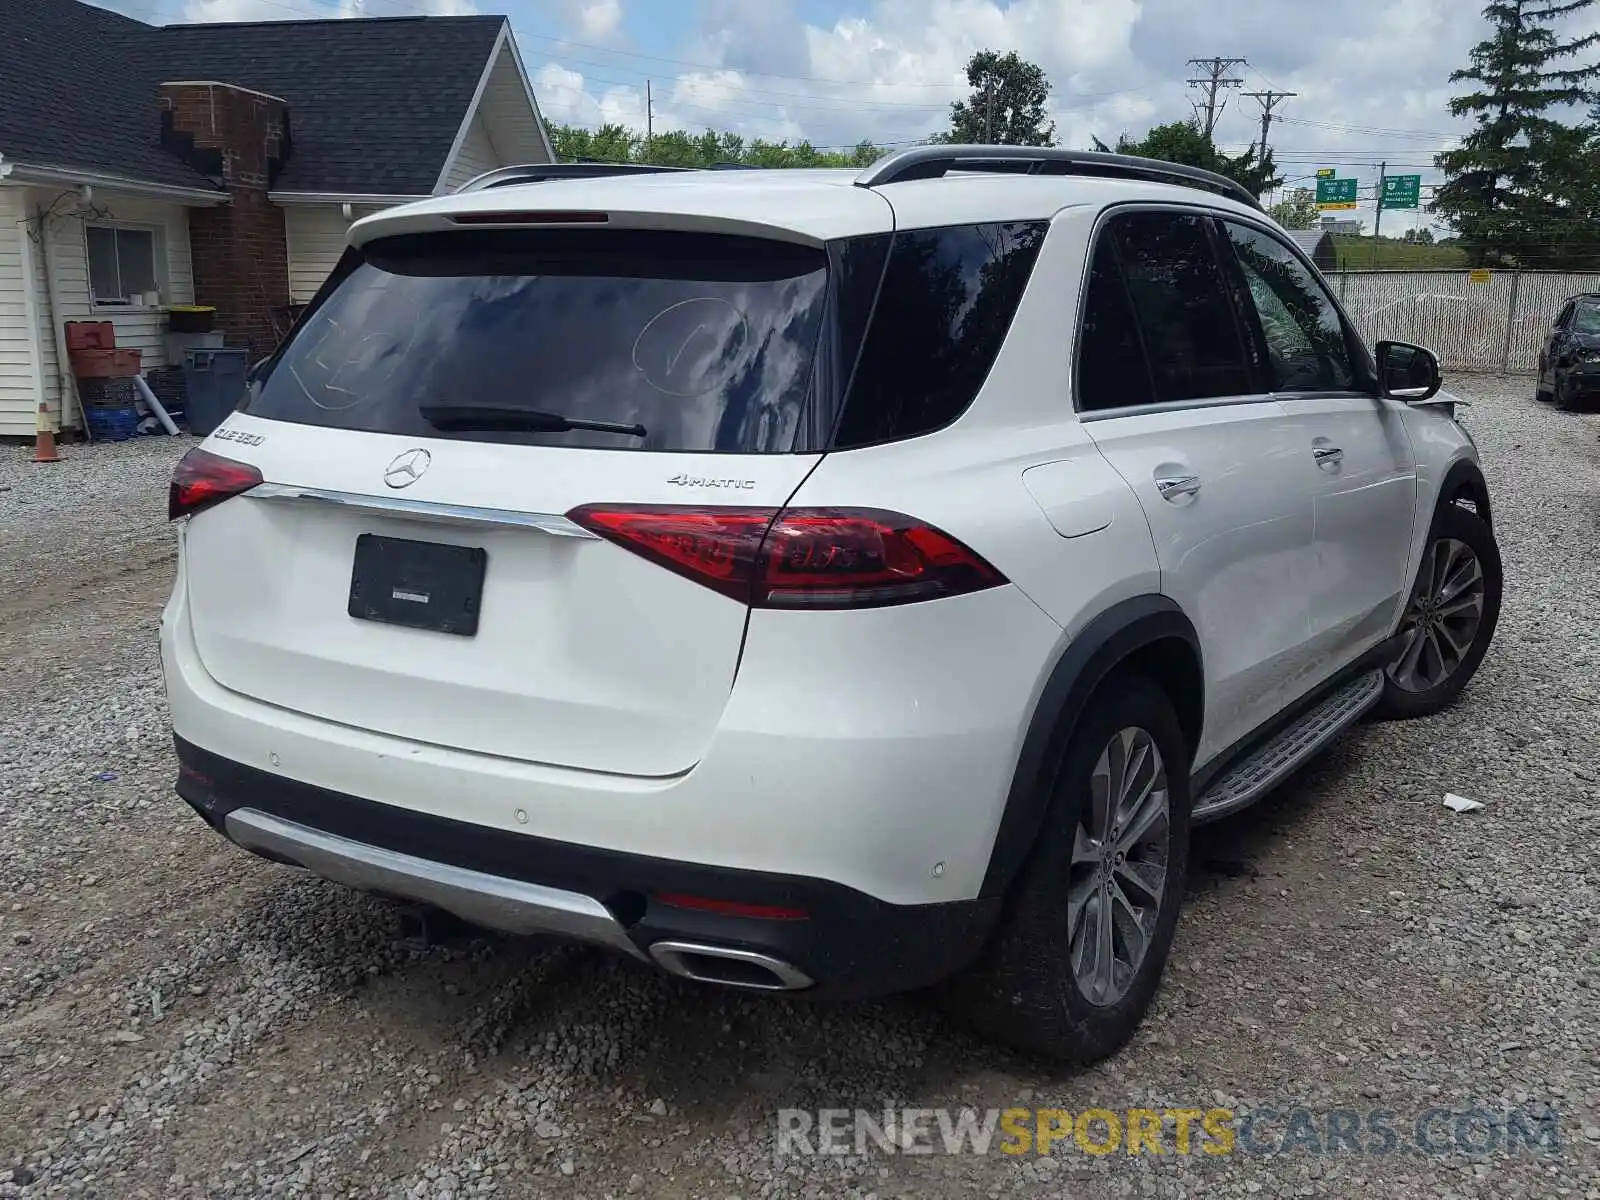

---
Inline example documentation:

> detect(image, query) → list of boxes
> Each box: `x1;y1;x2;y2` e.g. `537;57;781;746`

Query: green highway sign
1315;176;1358;208
1381;174;1422;209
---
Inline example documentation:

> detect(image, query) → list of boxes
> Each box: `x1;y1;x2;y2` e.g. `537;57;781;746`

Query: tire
1373;503;1501;720
1553;377;1573;411
940;672;1191;1065
1534;376;1554;402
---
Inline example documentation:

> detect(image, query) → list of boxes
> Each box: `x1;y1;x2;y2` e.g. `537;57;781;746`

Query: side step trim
223;808;646;958
247;483;598;539
1192;669;1384;824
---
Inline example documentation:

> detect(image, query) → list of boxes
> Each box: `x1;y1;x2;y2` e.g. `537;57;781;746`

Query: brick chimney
159;82;293;358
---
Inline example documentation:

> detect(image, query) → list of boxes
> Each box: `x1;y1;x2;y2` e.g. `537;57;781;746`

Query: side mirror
1376;340;1442;402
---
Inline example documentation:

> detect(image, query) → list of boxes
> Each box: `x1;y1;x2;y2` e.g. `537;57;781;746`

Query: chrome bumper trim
223;807;644;958
246;484;598;538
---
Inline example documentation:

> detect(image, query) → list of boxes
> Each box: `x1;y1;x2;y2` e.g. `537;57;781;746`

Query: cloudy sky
91;0;1598;233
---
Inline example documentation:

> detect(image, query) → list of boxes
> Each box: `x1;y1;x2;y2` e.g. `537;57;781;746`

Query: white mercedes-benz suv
161;147;1500;1064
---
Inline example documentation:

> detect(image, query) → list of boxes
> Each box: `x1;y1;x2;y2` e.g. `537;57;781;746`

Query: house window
86;224;159;305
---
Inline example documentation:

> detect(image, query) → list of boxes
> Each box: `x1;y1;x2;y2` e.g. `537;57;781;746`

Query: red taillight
652;892;809;921
168;447;263;521
567;504;1006;610
449;210;609;225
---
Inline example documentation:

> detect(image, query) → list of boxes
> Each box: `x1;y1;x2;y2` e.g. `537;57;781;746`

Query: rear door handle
1313;446;1344;466
1154;474;1202;500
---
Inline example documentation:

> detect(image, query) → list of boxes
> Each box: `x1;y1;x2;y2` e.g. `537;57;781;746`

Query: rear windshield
247;229;831;453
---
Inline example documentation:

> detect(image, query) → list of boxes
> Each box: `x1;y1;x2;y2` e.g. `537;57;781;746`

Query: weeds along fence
1329;269;1600;375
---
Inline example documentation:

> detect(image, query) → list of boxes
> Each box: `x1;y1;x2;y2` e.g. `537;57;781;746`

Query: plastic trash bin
182;348;249;436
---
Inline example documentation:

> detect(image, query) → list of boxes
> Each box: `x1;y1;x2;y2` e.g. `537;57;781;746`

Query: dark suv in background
1536;292;1600;411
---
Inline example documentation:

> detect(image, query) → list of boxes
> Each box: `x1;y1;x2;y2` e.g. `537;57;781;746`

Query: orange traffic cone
32;402;61;464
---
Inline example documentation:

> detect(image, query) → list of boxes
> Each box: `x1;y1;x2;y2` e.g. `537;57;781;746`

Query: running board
1192;670;1384;823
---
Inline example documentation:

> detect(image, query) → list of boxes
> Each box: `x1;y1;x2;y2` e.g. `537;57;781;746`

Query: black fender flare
978;595;1202;899
1436;458;1492;530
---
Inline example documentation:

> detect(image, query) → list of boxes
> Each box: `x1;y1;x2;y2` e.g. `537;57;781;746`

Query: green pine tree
1433;0;1600;267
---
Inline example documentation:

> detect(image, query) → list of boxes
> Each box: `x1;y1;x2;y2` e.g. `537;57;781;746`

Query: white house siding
0;186;45;436
284;205;384;303
477;44;551;164
25;188;195;420
443;111;501;191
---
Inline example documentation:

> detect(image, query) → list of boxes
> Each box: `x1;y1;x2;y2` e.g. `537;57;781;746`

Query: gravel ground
0;382;1597;1200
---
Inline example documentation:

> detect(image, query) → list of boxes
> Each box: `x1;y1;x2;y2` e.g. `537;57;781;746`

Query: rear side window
1077;236;1155;412
246;229;831;453
1097;211;1253;405
832;221;1048;448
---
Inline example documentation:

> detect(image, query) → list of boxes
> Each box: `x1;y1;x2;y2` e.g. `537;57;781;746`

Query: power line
1185;56;1248;138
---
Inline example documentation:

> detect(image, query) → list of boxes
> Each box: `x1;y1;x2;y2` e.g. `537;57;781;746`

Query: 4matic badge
667;473;756;490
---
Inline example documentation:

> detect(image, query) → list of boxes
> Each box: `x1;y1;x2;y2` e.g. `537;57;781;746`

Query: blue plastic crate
85;401;141;442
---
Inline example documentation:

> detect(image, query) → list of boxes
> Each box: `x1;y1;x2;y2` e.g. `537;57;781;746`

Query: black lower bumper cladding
173;736;998;999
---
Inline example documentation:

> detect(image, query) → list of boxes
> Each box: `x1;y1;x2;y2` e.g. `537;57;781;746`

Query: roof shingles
0;0;505;196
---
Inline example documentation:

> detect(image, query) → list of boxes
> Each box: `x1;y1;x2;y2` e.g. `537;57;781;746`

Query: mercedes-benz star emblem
384;448;432;489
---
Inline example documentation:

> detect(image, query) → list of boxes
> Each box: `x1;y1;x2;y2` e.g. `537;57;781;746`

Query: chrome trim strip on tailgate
223;808;645;958
247;483;598;538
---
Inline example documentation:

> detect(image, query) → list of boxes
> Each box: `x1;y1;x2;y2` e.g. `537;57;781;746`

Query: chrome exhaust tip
648;940;813;992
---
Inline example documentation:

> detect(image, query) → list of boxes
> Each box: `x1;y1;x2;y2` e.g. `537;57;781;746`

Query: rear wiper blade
419;404;646;437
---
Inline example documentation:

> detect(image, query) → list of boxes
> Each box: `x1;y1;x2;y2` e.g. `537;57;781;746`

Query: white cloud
562;0;622;41
527;0;1556;231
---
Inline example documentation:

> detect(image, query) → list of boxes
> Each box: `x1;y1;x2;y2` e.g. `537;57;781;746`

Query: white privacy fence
1329;270;1600;375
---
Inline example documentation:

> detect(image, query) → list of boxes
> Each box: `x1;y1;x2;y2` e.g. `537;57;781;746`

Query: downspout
34;203;82;435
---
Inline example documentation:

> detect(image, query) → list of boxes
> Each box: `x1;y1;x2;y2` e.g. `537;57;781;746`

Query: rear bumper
176;737;999;999
161;549;1063;906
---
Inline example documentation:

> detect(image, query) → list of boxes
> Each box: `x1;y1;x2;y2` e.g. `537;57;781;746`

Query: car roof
351;160;1270;250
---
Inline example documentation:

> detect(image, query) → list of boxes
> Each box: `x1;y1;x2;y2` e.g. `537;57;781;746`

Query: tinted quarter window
833;221;1047;448
246;229;830;453
1077;235;1155;411
1108;212;1252;403
1222;221;1358;392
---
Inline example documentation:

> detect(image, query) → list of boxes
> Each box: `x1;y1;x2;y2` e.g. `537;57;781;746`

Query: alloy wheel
1068;726;1171;1007
1387;536;1486;694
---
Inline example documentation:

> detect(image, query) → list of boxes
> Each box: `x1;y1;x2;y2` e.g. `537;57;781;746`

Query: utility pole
1186;57;1247;138
645;80;653;150
1243;89;1294;163
1373;160;1387;268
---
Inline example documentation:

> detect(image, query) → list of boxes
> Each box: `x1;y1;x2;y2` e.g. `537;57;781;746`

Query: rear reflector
449;210;609;225
169;447;263;521
653;892;809;921
567;505;1006;610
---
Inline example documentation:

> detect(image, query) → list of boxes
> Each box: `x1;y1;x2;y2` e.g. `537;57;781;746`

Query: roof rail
455;162;692;194
854;145;1263;211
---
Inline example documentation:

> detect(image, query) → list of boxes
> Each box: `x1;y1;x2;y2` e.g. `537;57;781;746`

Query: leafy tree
1433;0;1600;267
547;123;888;170
1098;120;1281;199
940;50;1056;146
1269;187;1321;229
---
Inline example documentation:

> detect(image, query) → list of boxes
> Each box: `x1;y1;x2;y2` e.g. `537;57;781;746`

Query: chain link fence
1330;269;1600;375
